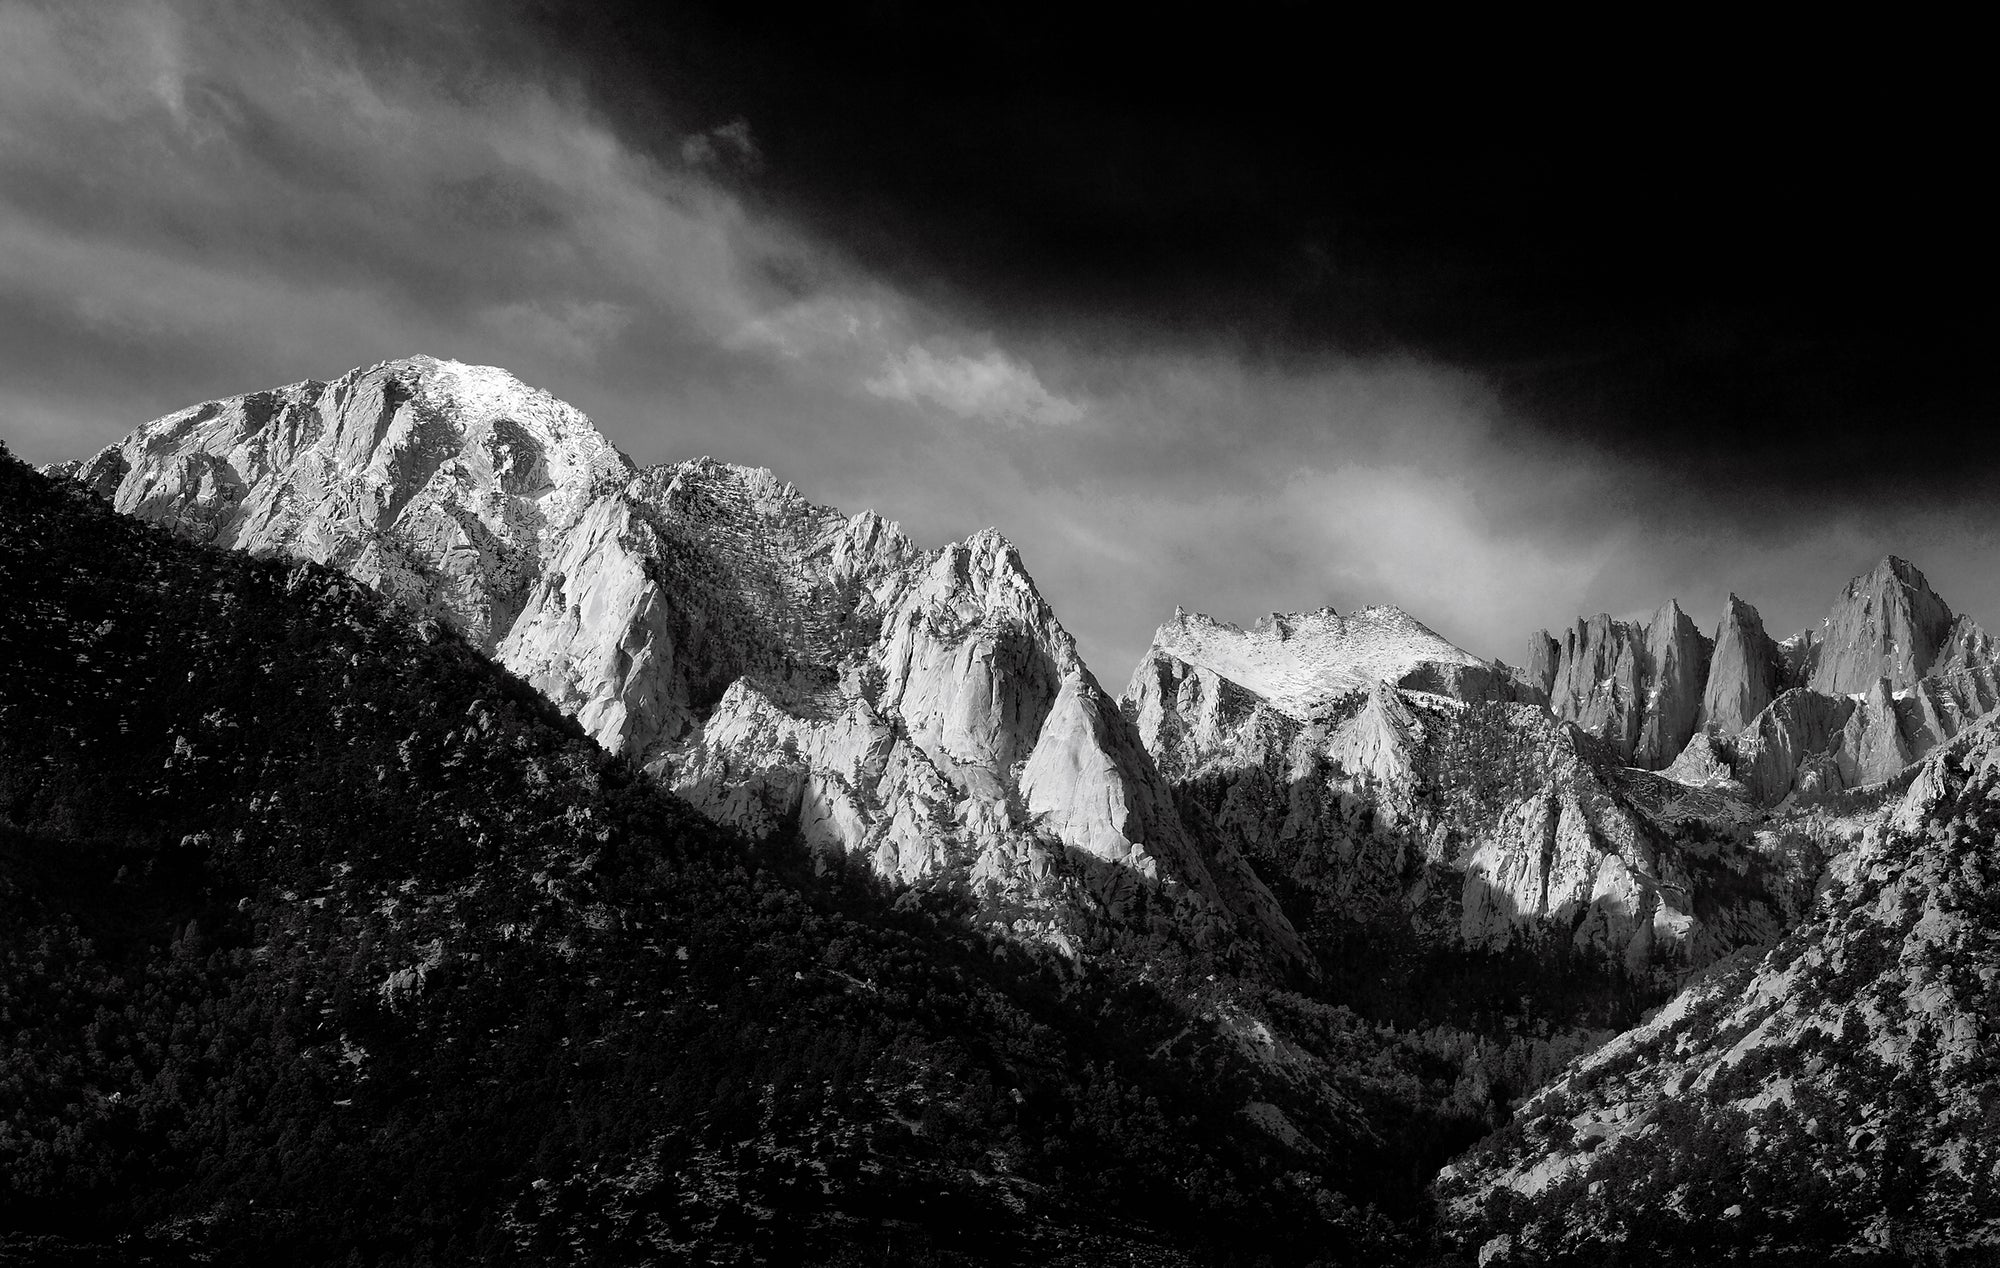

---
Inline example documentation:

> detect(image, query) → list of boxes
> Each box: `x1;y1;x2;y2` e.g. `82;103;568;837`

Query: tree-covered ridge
1436;722;2000;1264
0;448;1506;1265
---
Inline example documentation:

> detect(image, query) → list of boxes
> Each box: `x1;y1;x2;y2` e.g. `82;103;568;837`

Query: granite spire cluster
1527;556;1999;802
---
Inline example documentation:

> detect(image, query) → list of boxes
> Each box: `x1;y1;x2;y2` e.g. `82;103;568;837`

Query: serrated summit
1529;558;2000;803
57;355;1300;962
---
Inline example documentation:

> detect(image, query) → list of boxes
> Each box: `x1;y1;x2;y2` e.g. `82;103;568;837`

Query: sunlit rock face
1543;614;1647;759
54;357;631;652
1701;594;1785;737
1635;601;1709;769
1729;688;1859;804
1536;602;1711;771
1123;604;1775;975
1515;630;1561;706
1706;561;2000;806
1144;604;1516;713
63;356;1300;962
1518;560;2000;808
1807;555;1954;695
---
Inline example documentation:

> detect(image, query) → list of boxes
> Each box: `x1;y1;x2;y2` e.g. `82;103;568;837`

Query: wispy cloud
725;296;895;360
6;1;1996;685
0;1;810;419
479;300;633;364
681;118;763;172
865;345;1084;426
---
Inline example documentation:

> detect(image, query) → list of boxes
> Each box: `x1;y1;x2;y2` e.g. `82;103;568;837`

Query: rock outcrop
1728;688;1858;804
1126;605;1783;975
1699;594;1784;736
1148;605;1516;711
1927;615;2000;729
1437;715;2000;1259
60;356;1301;962
1701;563;2000;806
49;358;631;652
1514;631;1561;706
1777;626;1820;688
1538;603;1710;769
1533;562;1998;806
1831;677;1913;789
1544;614;1647;759
1807;555;1954;695
1636;601;1709;768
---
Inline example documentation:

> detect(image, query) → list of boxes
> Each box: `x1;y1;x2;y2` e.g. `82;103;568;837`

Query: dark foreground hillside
0;448;1486;1264
1438;726;2000;1263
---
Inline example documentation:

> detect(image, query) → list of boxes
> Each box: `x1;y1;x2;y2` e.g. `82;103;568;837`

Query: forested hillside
0;447;1499;1265
1438;726;2000;1262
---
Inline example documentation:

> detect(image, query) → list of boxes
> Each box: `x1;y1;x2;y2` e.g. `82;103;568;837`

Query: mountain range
11;354;2000;1263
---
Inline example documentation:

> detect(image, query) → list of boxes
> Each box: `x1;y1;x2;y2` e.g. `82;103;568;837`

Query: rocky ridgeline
50;358;631;650
1122;604;1794;975
1533;558;2000;805
1529;603;1711;771
56;356;1299;963
56;356;1991;979
1437;713;2000;1260
1146;605;1516;712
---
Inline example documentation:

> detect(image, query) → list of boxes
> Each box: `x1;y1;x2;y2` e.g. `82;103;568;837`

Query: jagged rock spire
1809;555;1954;695
1701;593;1784;736
1547;613;1648;757
1636;600;1709;768
1544;602;1709;769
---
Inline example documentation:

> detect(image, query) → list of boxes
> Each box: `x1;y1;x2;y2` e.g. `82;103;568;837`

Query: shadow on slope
1152;692;1835;1198
0;449;1468;1266
1436;730;2000;1263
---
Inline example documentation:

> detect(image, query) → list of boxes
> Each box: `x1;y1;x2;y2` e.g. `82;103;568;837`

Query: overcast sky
4;1;1995;682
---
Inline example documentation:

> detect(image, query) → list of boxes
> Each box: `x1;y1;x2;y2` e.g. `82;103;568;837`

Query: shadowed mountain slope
1437;717;2000;1263
1124;603;1808;984
1;446;1479;1265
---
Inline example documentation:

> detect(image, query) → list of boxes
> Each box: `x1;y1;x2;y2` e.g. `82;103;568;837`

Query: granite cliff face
1808;555;1955;695
1536;603;1710;770
49;358;631;652
59;356;1298;961
1637;601;1710;769
1543;614;1647;758
1704;562;1999;807
1532;560;2000;809
1700;595;1785;737
1124;605;1790;975
1516;630;1561;706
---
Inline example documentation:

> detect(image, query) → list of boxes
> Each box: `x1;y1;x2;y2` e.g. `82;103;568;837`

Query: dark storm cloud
518;3;2000;493
3;1;1996;684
